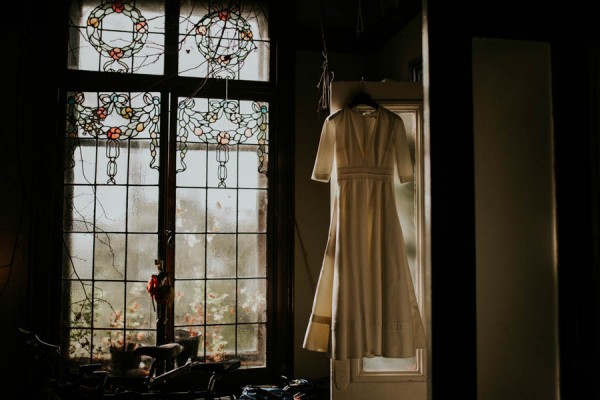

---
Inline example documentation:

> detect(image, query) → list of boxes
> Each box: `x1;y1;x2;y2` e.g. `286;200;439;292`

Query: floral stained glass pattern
191;3;257;78
179;1;269;80
65;92;161;184
177;97;268;188
86;1;149;72
68;0;268;80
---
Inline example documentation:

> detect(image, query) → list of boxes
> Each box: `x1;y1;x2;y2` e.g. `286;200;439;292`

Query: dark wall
0;2;63;396
425;1;600;399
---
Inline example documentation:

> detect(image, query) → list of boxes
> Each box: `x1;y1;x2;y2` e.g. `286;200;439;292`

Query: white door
329;81;430;400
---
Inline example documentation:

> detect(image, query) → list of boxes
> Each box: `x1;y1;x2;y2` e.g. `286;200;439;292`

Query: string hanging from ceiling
316;0;333;115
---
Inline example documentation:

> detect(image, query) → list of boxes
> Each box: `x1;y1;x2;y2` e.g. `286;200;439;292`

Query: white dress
303;105;426;360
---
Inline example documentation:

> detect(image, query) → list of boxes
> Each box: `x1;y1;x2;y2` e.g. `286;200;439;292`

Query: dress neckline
347;104;380;118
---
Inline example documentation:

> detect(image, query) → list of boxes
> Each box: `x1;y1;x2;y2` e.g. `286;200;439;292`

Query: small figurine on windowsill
146;259;172;310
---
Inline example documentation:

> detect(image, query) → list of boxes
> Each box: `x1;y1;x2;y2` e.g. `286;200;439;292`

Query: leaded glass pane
237;323;266;367
126;233;158;280
238;189;267;232
238;233;266;277
176;188;207;233
206;189;237;232
94;281;125;329
175;143;208;187
206;280;236;324
68;0;166;74
95;185;127;232
94;232;126;280
205;325;235;362
206;143;240;188
174;280;206;327
69;328;92;361
128;140;160;185
238;279;266;323
63;280;92;328
206;234;236;278
125;282;155;330
63;232;94;279
63;185;95;232
175;234;206;279
127;186;159;232
239;145;268;188
65;138;97;184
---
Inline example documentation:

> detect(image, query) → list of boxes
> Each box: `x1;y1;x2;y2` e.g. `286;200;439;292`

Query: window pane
174;280;206;327
126;233;158;281
237;323;266;368
206;280;236;324
128;186;159;232
129;140;160;185
176;188;207;233
63;185;95;232
68;0;166;74
238;279;266;323
125;282;155;330
63;233;94;279
174;95;269;368
63;90;163;364
205;324;235;361
206;234;236;278
207;189;237;232
238;189;267;232
175;234;206;279
94;232;126;280
238;234;266;277
95;186;127;232
178;1;269;81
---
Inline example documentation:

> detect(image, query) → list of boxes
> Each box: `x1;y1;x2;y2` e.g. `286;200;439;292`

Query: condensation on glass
174;96;269;366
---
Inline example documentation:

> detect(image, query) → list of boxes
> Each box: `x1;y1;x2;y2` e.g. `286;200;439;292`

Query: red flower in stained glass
107;127;122;140
217;131;230;144
135;21;148;33
218;9;230;21
110;48;124;60
112;2;124;13
96;107;107;119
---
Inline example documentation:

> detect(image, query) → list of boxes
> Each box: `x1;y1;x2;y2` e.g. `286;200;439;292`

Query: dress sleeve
394;115;414;183
311;115;336;182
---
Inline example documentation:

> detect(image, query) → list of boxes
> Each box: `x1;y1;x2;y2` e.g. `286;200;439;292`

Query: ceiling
294;0;422;53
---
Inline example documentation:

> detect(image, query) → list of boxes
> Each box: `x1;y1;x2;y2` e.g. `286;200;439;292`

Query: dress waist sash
336;166;393;180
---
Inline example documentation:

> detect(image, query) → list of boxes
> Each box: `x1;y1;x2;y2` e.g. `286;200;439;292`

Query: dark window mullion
159;0;181;346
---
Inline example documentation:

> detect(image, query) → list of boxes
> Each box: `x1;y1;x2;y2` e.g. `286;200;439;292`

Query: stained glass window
61;0;278;375
68;0;269;80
